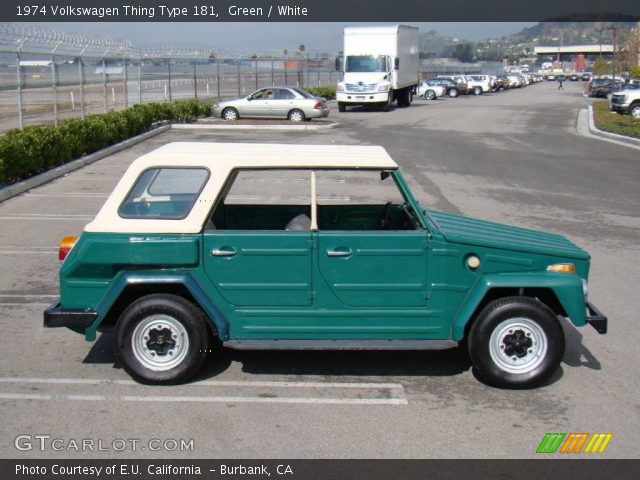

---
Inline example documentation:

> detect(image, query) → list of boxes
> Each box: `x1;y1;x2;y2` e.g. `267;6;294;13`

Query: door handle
326;249;352;258
211;248;237;257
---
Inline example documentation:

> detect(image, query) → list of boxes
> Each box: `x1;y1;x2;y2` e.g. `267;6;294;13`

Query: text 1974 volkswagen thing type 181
44;143;607;388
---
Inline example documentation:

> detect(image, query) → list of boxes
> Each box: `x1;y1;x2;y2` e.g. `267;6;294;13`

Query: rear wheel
448;88;459;98
114;294;210;384
425;90;436;100
468;296;564;389
473;86;482;95
288;109;305;123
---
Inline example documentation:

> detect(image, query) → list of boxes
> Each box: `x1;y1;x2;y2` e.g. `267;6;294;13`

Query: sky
41;22;538;54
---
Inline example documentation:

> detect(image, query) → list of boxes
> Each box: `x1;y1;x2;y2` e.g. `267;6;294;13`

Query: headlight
377;84;390;92
582;278;588;301
337;83;344;92
547;263;576;274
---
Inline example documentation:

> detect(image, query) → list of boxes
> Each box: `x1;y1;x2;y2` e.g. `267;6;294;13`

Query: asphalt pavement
1;80;638;459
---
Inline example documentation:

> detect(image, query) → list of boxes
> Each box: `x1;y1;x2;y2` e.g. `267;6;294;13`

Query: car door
202;169;315;338
268;88;296;118
243;89;271;117
313;170;443;339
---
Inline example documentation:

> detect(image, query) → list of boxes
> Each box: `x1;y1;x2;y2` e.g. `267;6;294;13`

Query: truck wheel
630;103;640;119
468;296;564;389
383;93;393;111
114;294;210;384
338;102;346;112
473;86;482;95
448;88;459;98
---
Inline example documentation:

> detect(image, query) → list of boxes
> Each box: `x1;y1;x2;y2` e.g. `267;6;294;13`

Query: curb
587;105;640;147
0;124;170;203
173;122;338;131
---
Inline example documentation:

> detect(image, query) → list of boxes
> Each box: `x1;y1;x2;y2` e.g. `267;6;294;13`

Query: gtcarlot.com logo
536;433;613;454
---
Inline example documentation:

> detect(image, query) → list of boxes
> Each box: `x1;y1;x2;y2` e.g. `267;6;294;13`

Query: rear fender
84;272;229;341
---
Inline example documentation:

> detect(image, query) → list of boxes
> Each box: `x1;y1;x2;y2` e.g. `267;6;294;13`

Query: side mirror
380;171;391;181
247;96;253;101
394;58;399;70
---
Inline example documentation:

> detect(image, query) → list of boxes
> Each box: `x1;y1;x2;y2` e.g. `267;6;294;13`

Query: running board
223;339;458;351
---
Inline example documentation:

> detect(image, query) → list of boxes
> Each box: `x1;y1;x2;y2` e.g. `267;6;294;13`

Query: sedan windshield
346;55;387;73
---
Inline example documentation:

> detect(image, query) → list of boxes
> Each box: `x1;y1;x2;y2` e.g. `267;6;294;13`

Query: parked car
430;77;465;97
45;142;607;389
494;76;509;90
589;79;623;98
466;75;493;95
570;74;579;81
581;72;592;81
416;80;446;100
546;74;556;81
213;86;329;122
610;86;640;118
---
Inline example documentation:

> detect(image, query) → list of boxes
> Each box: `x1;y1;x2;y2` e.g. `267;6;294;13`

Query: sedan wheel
288;109;305;123
222;108;239;121
425;90;436;100
448;88;459;98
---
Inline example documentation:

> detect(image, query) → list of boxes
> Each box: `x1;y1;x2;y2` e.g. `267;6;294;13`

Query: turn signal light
547;263;576;274
59;236;78;261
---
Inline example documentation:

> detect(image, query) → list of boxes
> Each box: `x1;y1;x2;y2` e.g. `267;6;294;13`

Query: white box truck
336;25;419;112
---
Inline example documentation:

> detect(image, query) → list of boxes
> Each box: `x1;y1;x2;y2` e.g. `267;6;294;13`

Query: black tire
222;107;239;121
448;88;459;98
473;86;482;95
425;89;436;100
630;103;640;119
382;93;392;111
468;296;565;389
338;102;346;112
114;294;210;384
288;109;305;123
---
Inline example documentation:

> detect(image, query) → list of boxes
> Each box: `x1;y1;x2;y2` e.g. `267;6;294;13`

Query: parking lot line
0;377;408;405
0;392;408;405
24;193;109;198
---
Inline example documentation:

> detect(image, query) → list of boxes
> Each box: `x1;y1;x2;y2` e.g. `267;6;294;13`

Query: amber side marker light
59;236;78;261
547;263;576;274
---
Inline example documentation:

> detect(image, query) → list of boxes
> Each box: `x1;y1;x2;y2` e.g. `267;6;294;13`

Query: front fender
84;272;230;342
451;272;585;340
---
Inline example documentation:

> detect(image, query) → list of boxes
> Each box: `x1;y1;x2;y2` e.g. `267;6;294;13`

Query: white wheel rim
632;107;640;119
224;109;237;120
488;317;548;374
290;111;303;122
131;314;190;371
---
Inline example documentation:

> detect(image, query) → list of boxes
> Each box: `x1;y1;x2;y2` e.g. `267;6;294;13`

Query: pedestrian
557;76;564;90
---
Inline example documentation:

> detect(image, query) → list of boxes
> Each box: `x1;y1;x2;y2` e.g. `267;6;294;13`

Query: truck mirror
335;57;341;71
394;58;399;70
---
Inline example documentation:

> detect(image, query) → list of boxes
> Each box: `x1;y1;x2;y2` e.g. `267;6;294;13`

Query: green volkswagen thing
44;143;607;388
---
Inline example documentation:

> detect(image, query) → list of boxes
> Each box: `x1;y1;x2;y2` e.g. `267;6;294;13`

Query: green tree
453;43;474;63
630;65;640;79
592;58;610;75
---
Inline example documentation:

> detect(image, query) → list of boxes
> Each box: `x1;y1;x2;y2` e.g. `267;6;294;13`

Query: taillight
59;236;78;261
313;102;323;110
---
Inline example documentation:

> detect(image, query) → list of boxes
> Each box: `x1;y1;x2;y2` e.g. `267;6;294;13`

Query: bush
0;99;212;185
305;86;336;100
592;100;640;139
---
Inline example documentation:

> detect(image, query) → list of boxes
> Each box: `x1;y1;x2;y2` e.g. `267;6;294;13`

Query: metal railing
0;23;339;133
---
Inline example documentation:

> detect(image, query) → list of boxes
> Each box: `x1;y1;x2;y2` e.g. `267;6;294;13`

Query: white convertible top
85;143;398;234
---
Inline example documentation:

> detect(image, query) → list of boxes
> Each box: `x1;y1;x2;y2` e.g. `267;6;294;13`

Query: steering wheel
379;201;393;230
399;202;420;230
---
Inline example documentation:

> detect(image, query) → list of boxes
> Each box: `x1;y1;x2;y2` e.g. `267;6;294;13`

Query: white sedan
416;80;446;100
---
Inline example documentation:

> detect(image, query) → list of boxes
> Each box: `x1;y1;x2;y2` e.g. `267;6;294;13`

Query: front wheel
338;102;346;112
114;294;210;384
630;103;640;119
425;90;436;100
468;296;565;389
473;86;482;95
448;88;459;98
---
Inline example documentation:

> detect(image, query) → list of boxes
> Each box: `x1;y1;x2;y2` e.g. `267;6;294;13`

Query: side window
119;167;209;219
209;169;312;231
316;170;420;231
274;89;295;100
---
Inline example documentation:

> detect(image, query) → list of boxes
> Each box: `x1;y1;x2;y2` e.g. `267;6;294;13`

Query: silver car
213;86;330;122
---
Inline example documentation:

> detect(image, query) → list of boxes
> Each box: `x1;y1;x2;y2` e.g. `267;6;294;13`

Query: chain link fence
0;23;339;133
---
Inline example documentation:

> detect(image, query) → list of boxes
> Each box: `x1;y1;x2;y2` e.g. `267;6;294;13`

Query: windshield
345;55;387;73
